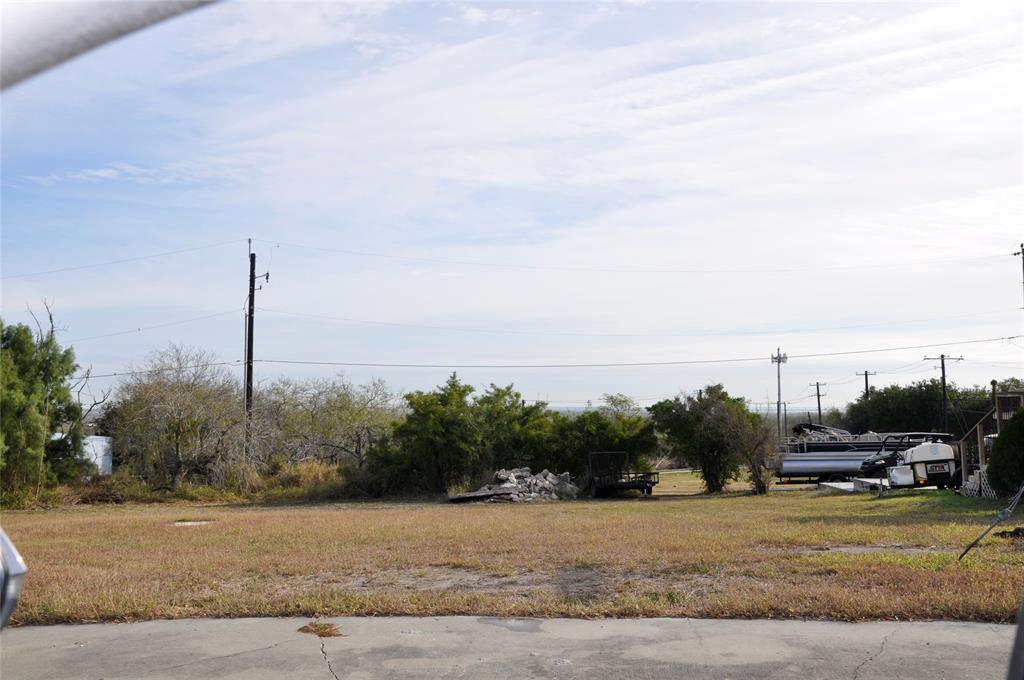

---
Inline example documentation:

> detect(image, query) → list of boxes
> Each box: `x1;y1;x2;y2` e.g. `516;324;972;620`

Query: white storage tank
82;436;113;475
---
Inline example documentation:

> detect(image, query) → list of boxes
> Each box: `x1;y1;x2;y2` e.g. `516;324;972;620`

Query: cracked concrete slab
1;616;1015;679
315;636;341;680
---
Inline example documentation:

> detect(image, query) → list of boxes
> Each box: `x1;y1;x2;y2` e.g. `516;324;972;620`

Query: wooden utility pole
858;371;876;402
241;241;270;460
924;354;963;434
813;381;823;424
771;348;787;436
244;250;256;458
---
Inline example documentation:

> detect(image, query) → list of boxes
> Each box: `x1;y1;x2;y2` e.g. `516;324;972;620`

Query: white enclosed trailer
884;441;958;490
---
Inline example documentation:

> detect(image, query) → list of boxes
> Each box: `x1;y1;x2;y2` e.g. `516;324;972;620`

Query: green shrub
259;478;351;504
0;487;32;510
1;473;157;508
361;439;429;497
264;460;340;489
255;460;354;503
71;472;158;504
211;459;263;495
988;408;1024;496
172;483;243;503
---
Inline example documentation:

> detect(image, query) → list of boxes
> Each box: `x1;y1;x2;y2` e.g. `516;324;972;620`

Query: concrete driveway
2;616;1015;679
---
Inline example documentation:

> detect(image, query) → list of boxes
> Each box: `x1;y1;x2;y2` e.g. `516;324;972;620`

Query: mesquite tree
649;385;764;493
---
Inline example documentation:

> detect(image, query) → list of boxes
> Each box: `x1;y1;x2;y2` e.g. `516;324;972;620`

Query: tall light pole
772;348;787;437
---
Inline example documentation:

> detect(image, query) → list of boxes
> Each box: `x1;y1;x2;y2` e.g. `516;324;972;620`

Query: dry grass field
3;472;1022;625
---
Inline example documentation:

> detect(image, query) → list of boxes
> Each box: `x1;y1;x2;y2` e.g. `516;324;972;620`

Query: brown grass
297;621;344;637
3;472;1022;625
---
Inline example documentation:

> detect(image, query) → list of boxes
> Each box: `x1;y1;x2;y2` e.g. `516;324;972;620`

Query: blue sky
2;0;1022;412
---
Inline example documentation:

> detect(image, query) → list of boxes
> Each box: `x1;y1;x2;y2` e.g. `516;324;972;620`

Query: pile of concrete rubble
449;467;579;503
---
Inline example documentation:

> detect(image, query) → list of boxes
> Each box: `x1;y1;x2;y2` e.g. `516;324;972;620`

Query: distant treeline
2;318;1020;505
818;378;1022;437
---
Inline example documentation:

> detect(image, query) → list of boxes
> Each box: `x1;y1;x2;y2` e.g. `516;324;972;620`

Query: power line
963;360;1024;368
257;306;1019;340
71;334;1022;381
876;360;933;375
254;357;764;369
788;336;1016;360
535;391;681;405
257;239;1006;276
72;360;242;380
66;309;240;343
1;239;245;280
250;334;1021;370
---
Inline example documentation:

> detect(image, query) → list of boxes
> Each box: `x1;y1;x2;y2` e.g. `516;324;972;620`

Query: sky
2;0;1022;415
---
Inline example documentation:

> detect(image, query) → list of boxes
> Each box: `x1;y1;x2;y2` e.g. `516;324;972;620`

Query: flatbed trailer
587;451;659;497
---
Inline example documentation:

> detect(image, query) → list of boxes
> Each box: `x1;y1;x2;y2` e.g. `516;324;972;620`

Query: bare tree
71;368;112;431
105;345;242;489
257;376;398;468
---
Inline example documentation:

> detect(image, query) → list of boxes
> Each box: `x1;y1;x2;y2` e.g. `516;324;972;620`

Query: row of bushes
7;410;1021;511
7;326;1020;507
1;460;355;509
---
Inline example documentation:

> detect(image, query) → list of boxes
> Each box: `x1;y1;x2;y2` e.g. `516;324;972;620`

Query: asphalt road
2;616;1015;679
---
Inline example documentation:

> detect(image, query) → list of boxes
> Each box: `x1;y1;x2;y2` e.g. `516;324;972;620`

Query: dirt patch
211;566;731;601
802;544;945;555
553;567;605;599
332;567;550;592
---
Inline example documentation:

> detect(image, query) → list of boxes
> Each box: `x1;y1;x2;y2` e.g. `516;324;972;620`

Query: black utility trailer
587;451;659;497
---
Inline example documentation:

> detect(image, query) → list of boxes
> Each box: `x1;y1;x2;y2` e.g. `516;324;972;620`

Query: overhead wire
1;235;1006;280
254;239;1007;275
881;359;930;372
257;306;1020;340
786;336;1020;360
1;238;245;279
72;360;242;380
249;334;1021;371
66;309;241;343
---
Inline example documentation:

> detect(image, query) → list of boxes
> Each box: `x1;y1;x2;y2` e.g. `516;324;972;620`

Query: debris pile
449;467;579;503
995;527;1024;540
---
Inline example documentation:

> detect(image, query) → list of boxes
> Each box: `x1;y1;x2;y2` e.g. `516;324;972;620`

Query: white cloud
3;0;1021;405
456;6;526;25
176;1;399;78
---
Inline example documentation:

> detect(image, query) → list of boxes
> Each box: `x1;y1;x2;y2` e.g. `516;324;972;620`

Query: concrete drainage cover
172;520;215;526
